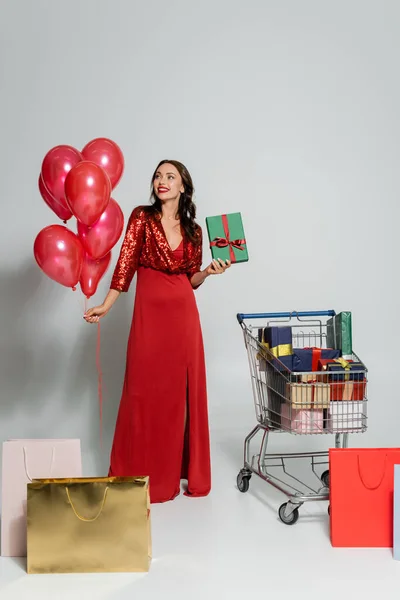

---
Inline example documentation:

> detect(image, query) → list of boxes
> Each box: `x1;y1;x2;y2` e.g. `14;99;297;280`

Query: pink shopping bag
1;439;82;557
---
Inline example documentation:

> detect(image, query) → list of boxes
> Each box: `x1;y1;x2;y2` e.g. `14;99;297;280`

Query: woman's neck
161;199;179;221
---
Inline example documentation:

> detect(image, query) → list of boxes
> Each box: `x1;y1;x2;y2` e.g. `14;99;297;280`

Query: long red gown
108;206;211;503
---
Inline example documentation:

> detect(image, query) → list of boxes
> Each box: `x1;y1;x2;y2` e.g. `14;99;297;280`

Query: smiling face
153;163;184;202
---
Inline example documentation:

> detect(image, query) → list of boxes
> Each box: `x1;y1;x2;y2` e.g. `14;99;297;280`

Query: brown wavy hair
148;159;199;243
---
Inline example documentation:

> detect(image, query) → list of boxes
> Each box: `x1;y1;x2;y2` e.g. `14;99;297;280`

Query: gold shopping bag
27;476;151;574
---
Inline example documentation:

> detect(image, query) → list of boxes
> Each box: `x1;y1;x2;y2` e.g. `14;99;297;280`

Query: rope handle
357;454;387;490
65;486;109;522
23;446;56;482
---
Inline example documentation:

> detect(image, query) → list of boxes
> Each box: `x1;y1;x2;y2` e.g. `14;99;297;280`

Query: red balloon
82;138;124;189
34;225;84;289
77;198;124;259
41;145;83;210
65;161;111;227
80;252;111;298
38;175;72;222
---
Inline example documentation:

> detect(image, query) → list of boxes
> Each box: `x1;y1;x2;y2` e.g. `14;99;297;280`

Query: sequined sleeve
110;207;146;292
187;226;203;288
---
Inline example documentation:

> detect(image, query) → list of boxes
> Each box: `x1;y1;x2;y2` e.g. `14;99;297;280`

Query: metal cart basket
236;310;368;524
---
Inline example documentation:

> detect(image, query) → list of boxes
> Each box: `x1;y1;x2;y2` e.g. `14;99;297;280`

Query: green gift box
327;311;353;357
205;212;248;263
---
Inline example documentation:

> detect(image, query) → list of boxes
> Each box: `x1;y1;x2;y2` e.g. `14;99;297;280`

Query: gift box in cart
236;310;368;525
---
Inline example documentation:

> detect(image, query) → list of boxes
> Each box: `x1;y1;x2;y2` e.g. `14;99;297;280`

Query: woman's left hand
205;258;231;276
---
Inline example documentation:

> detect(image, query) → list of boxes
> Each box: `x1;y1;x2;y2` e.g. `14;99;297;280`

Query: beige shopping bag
27;476;151;574
1;438;82;557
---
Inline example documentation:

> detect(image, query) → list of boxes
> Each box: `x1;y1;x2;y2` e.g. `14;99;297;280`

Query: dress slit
181;371;190;480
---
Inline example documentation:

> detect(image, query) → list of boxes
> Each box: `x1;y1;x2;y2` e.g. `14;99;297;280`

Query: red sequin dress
108;206;211;503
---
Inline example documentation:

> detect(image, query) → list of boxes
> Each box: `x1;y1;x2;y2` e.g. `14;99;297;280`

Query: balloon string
75;290;85;315
96;321;103;448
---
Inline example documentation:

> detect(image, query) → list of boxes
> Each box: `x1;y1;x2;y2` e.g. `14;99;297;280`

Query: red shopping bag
330;448;400;547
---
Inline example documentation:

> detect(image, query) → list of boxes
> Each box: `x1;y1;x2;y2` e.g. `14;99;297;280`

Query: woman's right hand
84;304;109;324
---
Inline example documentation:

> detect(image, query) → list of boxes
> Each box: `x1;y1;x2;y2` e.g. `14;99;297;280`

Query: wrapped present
299;373;317;382
327;311;352;358
27;476;151;573
265;389;285;429
341;381;366;401
329;379;366;401
292;347;341;372
205;212;248;264
286;381;330;409
318;357;365;381
317;358;366;399
281;403;324;434
327;400;365;431
258;326;293;371
256;327;289;426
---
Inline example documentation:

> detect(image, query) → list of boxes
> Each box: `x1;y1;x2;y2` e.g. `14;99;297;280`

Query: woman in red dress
84;160;230;503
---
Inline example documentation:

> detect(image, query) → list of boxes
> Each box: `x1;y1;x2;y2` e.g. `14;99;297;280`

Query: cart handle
236;310;336;324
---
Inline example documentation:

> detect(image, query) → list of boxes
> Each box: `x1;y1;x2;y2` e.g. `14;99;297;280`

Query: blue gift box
292;348;341;372
258;326;293;371
322;360;365;382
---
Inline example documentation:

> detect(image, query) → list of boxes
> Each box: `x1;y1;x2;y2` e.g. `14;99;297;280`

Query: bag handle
65;486;109;522
357;453;387;491
23;446;56;482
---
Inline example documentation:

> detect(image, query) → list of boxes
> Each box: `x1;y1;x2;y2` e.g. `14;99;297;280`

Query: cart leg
283;501;302;518
259;428;270;476
321;432;349;491
237;427;260;492
335;433;349;449
243;425;262;468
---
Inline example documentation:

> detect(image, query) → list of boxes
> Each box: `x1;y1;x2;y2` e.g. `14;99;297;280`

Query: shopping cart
236;310;368;524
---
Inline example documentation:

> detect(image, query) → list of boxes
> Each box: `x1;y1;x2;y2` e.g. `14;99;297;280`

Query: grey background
0;0;398;497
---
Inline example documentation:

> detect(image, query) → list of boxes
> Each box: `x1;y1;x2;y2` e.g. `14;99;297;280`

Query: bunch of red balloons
34;138;125;298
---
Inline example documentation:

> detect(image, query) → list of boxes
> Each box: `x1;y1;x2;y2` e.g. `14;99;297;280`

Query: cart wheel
237;472;250;493
328;505;330;516
321;470;330;488
278;503;299;525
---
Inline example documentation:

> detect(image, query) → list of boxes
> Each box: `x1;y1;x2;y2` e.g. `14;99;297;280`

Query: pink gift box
1;439;82;557
281;403;324;433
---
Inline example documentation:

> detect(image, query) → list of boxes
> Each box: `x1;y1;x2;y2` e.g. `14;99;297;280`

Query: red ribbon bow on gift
210;214;246;262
